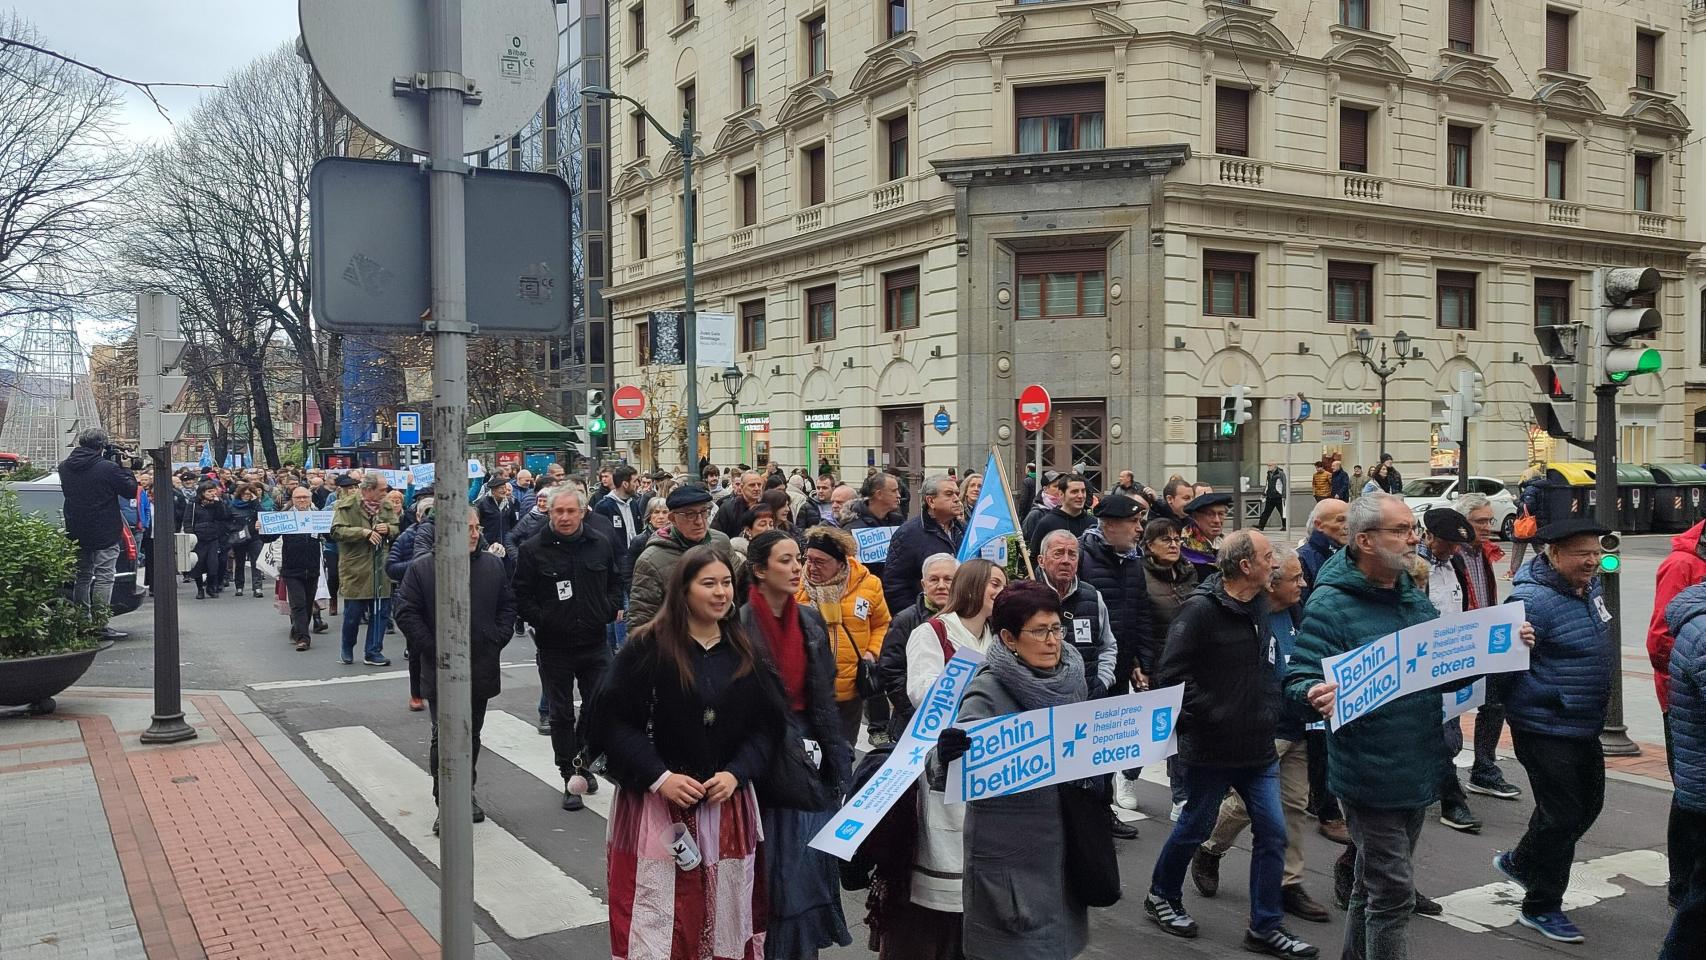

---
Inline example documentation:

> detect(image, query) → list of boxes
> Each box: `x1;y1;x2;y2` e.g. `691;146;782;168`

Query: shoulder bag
1059;781;1122;907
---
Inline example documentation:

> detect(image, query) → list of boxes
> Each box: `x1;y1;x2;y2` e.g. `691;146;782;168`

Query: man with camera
60;428;139;641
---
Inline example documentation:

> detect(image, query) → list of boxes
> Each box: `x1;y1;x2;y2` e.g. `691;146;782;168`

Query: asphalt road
63;534;1687;959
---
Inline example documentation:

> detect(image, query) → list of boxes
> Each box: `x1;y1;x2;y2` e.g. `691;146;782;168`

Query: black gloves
935;727;970;765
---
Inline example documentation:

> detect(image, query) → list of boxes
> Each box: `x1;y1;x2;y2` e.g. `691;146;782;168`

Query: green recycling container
1649;463;1706;532
1614;464;1655;534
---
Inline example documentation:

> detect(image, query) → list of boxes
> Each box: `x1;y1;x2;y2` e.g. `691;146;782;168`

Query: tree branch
0;35;222;123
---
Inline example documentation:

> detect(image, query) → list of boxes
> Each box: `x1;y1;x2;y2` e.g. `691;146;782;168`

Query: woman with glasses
1143;516;1200;819
935;579;1095;959
797;526;892;746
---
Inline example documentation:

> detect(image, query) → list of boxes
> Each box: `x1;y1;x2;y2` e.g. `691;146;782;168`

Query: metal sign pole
424;0;477;954
141;451;196;744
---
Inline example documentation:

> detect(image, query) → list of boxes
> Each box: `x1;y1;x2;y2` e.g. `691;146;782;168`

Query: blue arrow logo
1061;722;1088;758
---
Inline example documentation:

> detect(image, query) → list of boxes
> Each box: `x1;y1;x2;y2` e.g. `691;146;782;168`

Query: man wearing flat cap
1498;519;1616;945
1418;507;1484;835
1079;493;1155;829
626;485;735;629
1182;492;1233;579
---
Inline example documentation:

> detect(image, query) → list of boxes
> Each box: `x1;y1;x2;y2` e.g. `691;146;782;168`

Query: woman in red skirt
593;544;786;960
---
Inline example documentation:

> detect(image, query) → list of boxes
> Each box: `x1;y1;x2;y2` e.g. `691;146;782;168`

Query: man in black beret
1417;506;1484;834
627;485;735;629
1079;493;1155;828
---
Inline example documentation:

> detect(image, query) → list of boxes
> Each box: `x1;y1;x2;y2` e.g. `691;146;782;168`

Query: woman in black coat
182;481;230;599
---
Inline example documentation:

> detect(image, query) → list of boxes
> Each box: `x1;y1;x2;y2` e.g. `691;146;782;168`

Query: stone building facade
601;0;1701;492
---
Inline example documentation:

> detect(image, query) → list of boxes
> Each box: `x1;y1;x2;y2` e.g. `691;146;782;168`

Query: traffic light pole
1595;383;1639;756
140;452;196;745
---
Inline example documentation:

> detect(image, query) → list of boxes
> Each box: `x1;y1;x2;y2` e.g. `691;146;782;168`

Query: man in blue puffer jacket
1498;519;1614;946
1662;581;1706;959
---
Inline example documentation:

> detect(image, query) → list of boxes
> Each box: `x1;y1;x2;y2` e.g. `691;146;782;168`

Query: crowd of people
60;432;1703;959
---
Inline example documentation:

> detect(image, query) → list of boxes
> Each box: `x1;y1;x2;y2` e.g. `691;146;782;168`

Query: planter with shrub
0;490;111;714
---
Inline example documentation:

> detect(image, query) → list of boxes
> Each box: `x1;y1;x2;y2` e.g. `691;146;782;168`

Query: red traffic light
1531;364;1571;400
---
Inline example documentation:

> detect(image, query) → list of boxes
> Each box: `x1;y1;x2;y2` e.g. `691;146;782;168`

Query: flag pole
989;445;1034;580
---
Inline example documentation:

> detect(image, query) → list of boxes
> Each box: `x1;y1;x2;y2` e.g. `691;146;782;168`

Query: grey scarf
984;635;1086;712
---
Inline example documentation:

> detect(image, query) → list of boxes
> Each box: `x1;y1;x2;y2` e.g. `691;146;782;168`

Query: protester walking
331;473;400;666
184;481;230;600
227;483;265;597
875;553;959;739
627;485;736;629
262;486;327;652
881;474;965;618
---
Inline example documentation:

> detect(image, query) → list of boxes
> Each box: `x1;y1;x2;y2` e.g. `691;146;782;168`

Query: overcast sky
14;1;301;146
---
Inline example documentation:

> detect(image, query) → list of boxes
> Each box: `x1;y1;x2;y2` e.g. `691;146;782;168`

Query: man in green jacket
333;472;402;666
626;485;734;630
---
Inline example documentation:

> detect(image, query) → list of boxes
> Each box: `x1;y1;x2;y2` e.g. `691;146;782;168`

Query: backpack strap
928;616;954;660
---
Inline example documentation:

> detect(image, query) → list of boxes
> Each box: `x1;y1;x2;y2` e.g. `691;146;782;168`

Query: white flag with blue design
958;452;1017;561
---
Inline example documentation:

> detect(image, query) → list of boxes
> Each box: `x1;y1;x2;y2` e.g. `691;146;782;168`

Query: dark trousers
865;691;891;737
1305;728;1341;821
1509;729;1605;915
1439;719;1467;805
1257;495;1284;530
282;574;315;642
231;538;263;590
1151;761;1287;934
340;598;389;661
538;642;613;779
1341;803;1425;960
1663;803;1706;960
323;551;340;604
1470;700;1507;783
427;696;489;801
192;537;227;591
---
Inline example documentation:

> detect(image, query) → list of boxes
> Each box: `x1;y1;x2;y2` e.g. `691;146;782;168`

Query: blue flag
958;452;1017;561
198;441;214;469
222;451;236;469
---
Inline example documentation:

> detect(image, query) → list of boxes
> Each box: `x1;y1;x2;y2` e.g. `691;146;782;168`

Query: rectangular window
886;112;909;180
633;112;647;158
738;50;757;108
1215;85;1251;157
806;284;836;343
739;299;766;352
1545;140;1568;199
681;82;696;128
888;0;907;38
1636;32;1657;90
1545;10;1571;73
1448;0;1475;52
803;144;826;206
1340;0;1369;30
681;0;694;22
1203;250;1255;317
632;210;648;260
1328;261;1374;325
738;170;758;226
883;268;920;331
636;320;652;366
1339;105;1369;172
1535;278;1572;328
1015;249;1107;319
1437;271;1477;330
1014;82;1105;153
1446;124;1474;188
1634;154;1655;212
806;14;827;77
631;3;646;53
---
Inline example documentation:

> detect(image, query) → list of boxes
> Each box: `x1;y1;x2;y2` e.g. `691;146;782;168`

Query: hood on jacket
1666;581;1706;637
60;445;104;474
848;500;901;527
1080;525;1138;561
1672;522;1706;564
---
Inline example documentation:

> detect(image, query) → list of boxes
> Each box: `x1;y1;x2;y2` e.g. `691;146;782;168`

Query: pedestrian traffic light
1218;393;1235;438
1597;266;1663;384
1439;391;1464;447
585;389;608;435
136;292;190;451
1218;386;1252;438
1456;371;1485;418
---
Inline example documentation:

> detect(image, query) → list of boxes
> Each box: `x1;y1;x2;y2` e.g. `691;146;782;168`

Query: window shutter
1536;278;1572;301
1636;33;1656;83
1449;0;1475;49
1438;270;1476;291
741;173;757;225
1204;250;1256;273
1215;86;1250;155
1015;82;1105;119
1328;261;1373;284
1545;12;1569;72
807;285;836;310
1017;249;1107;274
1447;125;1473;149
889;112;907;148
1339;107;1368;170
807;147;825;204
884;267;919;293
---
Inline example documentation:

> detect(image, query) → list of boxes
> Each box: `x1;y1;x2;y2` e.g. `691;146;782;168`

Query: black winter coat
263;524;324;581
739;601;851;810
880;513;964;617
878;596;931;735
513;524;620;649
1155;575;1280;768
182;498;230;542
1078;528;1154;689
393;548;516;701
1026;505;1095;558
58;446;138;550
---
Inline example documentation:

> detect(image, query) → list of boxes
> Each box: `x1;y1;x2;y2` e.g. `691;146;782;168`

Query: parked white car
1400;475;1520;541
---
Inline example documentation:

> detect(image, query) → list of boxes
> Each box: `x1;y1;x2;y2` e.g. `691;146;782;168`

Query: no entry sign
1018;384;1052;432
612;384;646;419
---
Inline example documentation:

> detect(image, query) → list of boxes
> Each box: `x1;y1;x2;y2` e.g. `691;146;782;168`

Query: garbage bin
1614;464;1655;534
1545;463;1596;521
1650;463;1706;532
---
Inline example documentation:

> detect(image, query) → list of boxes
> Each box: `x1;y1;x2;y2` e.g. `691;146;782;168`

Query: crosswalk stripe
249;661;538;691
481;711;614;819
301;725;605;938
1428;849;1668;934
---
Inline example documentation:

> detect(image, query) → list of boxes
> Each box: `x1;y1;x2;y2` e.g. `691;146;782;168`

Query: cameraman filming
60;428;139;640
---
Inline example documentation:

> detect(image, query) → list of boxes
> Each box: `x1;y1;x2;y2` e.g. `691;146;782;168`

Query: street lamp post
584;85;698;469
1351;328;1421;460
705;363;745;449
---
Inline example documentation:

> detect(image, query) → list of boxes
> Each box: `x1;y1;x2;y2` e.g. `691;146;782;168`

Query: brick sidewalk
1;691;441;960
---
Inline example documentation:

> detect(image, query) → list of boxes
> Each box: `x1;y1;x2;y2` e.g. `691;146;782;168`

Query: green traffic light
589;418;608;434
1599;553;1621;574
1608;348;1662;383
1219;423;1235;438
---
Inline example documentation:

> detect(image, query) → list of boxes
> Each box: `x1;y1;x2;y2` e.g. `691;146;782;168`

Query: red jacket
1648;521;1706;711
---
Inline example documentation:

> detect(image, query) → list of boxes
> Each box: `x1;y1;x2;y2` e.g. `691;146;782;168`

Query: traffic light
1599;530;1622;574
1597;266;1662;384
1531;307;1588;443
585;389;608;435
1218;386;1252;438
136;292;190;451
1439;391;1463;447
1218;393;1235;438
1457;371;1485;418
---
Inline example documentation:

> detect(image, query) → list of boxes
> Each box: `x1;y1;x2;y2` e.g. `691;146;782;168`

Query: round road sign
612;384;646;419
1017;384;1052;432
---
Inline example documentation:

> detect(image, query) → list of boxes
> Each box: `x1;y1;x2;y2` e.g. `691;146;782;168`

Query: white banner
1325;601;1528;731
852;526;895;565
809;648;985;861
259;510;334;535
945;685;1183;804
410;463;436;488
1443;679;1487;722
376;469;410;489
697;312;737;368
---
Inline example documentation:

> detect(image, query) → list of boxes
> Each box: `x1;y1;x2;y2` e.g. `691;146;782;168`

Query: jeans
340;597;390;661
73;543;120;614
283;574;315;642
538;643;613;779
1205;739;1310;887
1341;803;1425;960
231;538;263;590
1662;803;1706;960
427;696;489;802
1166;755;1189;805
1469;697;1508;784
1509;729;1605;915
1439;719;1468;805
1306;728;1342;821
1151;761;1286;934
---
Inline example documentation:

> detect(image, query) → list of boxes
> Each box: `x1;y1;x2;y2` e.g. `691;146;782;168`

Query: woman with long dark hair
738;530;852;959
227;482;265;597
183;481;230;599
593;545;784;960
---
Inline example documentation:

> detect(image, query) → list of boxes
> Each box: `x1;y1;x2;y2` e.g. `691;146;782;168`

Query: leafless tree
0;13;134;319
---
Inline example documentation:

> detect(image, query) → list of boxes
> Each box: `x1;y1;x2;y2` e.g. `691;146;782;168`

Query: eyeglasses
1020;624;1067;639
674;508;712;520
1151;536;1184;546
1371;524;1418;537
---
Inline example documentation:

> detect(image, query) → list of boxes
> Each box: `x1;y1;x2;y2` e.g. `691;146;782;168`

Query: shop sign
1320;401;1382;417
805;410;841;430
740;413;771;433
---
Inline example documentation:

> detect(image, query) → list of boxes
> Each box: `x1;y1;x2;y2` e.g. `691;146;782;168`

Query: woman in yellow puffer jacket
797;525;892;746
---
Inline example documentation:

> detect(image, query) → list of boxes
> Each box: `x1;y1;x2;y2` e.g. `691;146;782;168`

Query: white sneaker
1171;800;1186;822
1115;775;1141;811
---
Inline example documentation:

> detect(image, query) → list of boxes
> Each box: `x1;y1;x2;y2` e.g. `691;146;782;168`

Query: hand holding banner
1324;601;1527;731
